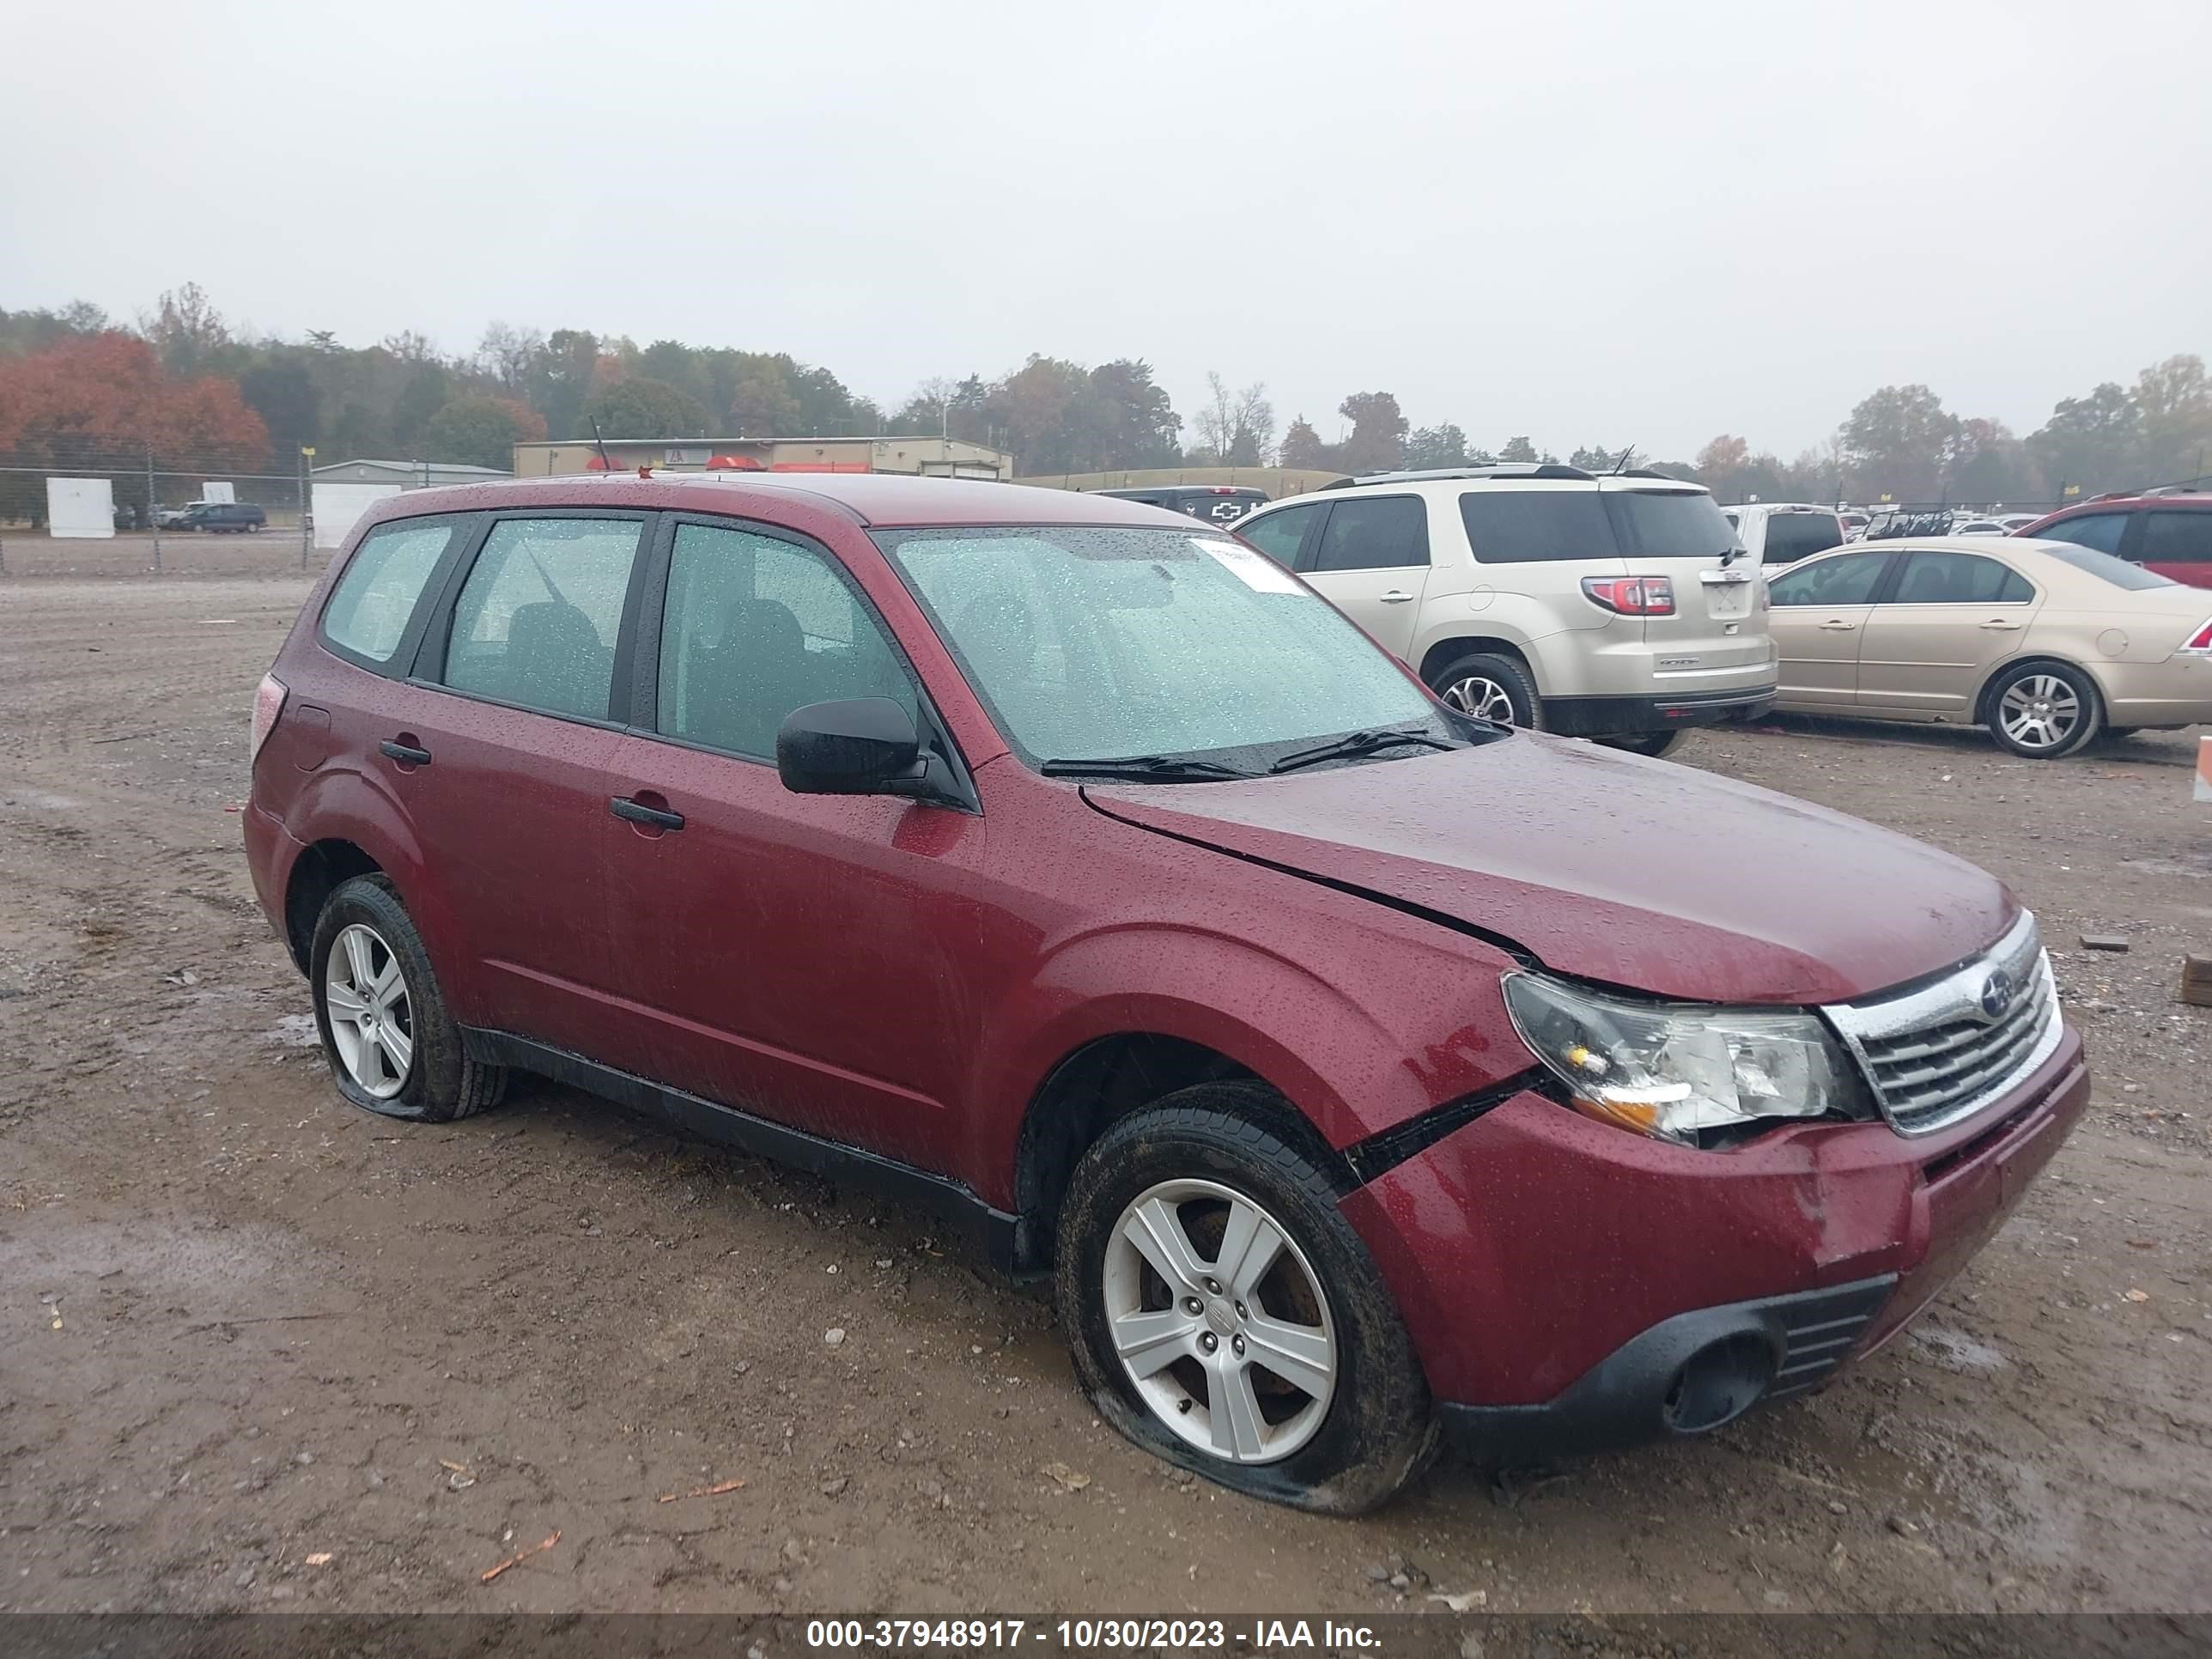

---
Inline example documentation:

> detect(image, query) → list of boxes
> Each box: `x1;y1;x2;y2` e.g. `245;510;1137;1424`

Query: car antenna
1612;444;1637;474
591;417;614;474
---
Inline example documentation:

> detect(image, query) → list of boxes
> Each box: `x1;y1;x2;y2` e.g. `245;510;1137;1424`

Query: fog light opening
1662;1333;1777;1435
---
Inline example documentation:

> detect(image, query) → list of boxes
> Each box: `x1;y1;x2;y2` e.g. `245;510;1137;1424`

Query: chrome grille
1822;912;2063;1136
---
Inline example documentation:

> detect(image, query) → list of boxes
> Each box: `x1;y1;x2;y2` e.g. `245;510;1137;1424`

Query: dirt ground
2;570;2208;1620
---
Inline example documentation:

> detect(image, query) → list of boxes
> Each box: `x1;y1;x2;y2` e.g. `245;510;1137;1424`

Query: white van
1721;503;1848;571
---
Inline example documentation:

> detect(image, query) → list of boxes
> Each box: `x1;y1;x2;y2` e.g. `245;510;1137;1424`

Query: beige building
513;435;1012;481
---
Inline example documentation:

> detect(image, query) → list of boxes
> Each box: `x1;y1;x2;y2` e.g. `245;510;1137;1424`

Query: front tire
1054;1086;1436;1514
309;874;505;1121
1427;651;1540;730
1986;661;2102;759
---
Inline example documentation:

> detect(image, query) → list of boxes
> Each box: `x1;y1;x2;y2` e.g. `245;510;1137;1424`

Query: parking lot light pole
299;447;314;568
148;445;161;573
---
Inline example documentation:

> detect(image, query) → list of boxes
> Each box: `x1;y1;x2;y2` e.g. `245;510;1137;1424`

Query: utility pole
149;445;161;573
300;447;315;568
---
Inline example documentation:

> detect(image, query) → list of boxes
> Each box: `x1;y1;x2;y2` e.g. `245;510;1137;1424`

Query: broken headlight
1504;971;1872;1146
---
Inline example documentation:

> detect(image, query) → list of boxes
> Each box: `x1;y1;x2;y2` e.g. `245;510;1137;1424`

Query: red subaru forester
245;472;2089;1512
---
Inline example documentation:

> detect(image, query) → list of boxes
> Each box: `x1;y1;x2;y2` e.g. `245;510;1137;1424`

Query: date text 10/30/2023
805;1620;1385;1650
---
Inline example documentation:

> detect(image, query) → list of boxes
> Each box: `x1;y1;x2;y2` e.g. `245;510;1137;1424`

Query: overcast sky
6;0;2208;459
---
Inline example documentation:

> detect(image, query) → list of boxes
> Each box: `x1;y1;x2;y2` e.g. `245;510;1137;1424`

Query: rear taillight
250;673;288;765
1581;575;1676;616
2182;618;2212;653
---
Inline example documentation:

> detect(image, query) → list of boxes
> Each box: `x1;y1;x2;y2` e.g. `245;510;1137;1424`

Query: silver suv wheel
1440;675;1517;724
323;921;414;1098
1102;1178;1337;1464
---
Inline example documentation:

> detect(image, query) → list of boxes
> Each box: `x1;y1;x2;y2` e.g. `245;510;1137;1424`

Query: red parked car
245;473;2088;1511
2014;489;2212;587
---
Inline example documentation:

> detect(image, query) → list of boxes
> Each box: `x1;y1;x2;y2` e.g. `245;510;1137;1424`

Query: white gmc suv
1237;465;1778;755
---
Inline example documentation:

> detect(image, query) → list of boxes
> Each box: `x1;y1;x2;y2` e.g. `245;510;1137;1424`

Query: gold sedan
1765;537;2212;757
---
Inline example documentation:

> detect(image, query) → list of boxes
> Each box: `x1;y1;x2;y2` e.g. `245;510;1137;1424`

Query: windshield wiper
1267;728;1456;775
1041;755;1252;782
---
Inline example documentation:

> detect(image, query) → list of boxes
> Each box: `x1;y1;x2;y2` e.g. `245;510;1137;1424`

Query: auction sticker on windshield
1200;538;1304;594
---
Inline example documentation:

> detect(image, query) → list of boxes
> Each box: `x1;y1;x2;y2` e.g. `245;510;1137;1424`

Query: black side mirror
776;698;931;797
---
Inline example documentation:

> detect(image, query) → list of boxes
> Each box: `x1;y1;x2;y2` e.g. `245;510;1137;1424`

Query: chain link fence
1;445;322;576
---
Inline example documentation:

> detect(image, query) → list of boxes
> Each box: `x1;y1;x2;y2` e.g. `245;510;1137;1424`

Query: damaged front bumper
1339;1026;2088;1464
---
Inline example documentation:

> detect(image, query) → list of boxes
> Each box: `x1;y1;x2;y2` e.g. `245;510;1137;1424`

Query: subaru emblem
1978;970;2014;1021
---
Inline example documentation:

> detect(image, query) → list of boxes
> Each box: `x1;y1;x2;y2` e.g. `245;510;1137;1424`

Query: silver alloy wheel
1997;673;2081;752
1441;675;1516;725
1101;1178;1337;1464
324;922;414;1099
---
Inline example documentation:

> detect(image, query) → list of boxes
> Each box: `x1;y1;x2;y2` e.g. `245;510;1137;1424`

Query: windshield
2035;544;2178;590
1601;489;1735;558
877;526;1460;771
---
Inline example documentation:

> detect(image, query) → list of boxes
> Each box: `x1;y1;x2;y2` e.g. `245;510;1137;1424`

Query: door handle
1978;619;2023;630
380;739;432;765
610;796;685;831
1817;620;1857;631
1377;589;1416;604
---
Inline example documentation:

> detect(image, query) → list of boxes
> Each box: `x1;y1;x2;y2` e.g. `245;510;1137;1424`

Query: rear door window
2140;511;2212;564
1459;489;1615;562
1759;512;1845;566
1767;553;1893;606
1890;552;2035;605
320;518;461;666
2036;511;2129;555
1310;496;1429;572
1240;502;1323;568
441;518;645;720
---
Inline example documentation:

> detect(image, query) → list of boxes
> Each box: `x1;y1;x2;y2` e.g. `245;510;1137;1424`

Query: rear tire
309;874;505;1121
1055;1085;1436;1514
1427;651;1540;730
1597;730;1688;758
1985;661;2102;759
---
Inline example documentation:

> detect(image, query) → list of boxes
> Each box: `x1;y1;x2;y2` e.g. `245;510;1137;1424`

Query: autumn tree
1191;373;1273;466
2131;354;2212;484
1695;434;1749;476
237;361;321;456
581;376;712;439
141;283;233;378
1404;423;1471;469
0;331;268;521
1279;416;1328;471
1838;385;1956;501
423;397;547;470
2027;383;2137;498
1339;392;1407;471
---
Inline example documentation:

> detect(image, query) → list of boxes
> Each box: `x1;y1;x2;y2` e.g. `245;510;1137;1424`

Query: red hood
1083;734;2016;1005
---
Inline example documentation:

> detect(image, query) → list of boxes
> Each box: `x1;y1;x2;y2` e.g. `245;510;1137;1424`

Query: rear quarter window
1601;490;1737;559
320;519;460;665
1459;489;1615;562
2141;510;2212;563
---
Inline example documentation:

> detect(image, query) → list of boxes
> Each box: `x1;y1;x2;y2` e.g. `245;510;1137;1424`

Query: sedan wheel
1103;1178;1338;1465
323;921;414;1097
2008;667;2087;761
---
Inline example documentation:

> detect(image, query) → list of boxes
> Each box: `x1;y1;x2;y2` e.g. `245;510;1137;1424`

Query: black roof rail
1323;463;1597;489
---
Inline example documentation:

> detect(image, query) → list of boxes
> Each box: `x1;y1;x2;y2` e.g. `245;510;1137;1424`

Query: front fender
963;915;1526;1207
